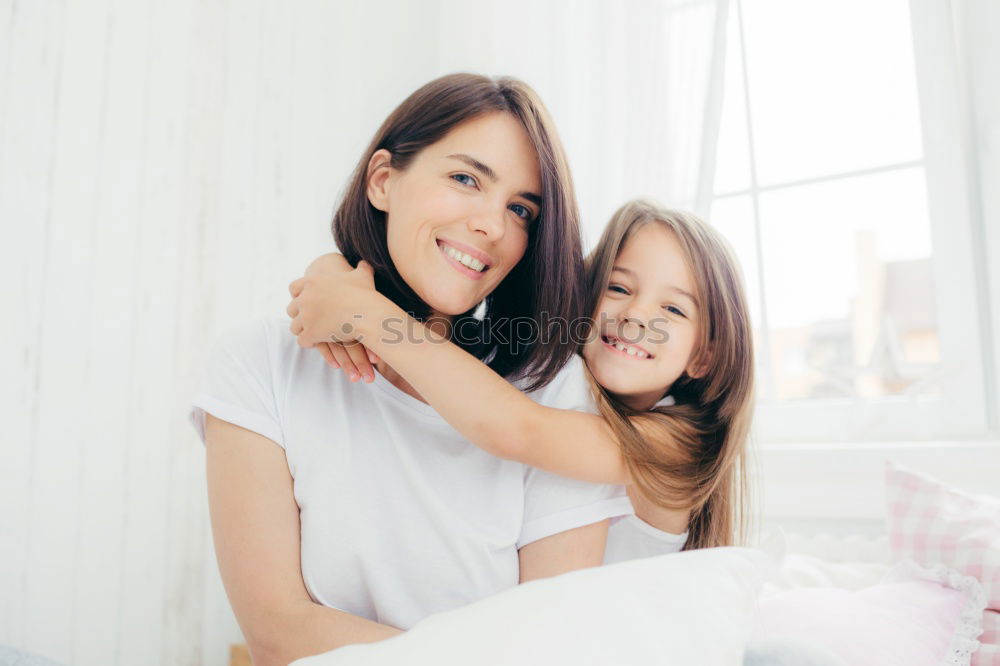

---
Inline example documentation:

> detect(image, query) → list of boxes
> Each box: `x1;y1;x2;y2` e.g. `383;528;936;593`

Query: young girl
288;198;755;553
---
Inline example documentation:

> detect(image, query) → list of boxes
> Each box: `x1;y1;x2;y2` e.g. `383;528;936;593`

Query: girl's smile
599;334;655;360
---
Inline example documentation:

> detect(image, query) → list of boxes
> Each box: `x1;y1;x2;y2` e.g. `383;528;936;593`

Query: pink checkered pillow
978;611;1000;665
886;461;1000;665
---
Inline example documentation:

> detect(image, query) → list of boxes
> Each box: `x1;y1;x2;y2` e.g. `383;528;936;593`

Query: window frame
716;0;995;444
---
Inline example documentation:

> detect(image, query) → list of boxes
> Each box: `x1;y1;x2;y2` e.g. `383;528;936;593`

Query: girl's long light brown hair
583;200;755;550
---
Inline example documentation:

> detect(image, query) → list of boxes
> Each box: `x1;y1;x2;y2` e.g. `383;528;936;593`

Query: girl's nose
622;314;645;329
621;303;650;329
618;311;646;343
620;302;667;341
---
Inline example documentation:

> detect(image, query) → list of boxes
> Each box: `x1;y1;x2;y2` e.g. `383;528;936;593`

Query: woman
188;73;631;666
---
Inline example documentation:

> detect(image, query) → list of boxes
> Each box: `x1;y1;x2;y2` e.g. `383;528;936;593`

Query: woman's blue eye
664;305;685;317
608;285;628;295
451;173;477;187
509;203;532;221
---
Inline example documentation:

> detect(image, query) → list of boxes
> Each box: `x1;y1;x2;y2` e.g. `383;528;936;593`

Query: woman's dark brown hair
333;73;583;391
583;199;755;550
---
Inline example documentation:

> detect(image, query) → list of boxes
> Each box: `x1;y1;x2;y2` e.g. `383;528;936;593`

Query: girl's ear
686;345;712;379
366;149;394;213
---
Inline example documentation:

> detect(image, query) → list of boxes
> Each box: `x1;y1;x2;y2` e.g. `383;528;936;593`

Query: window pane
710;195;762;328
709;195;771;399
741;0;923;185
758;167;941;400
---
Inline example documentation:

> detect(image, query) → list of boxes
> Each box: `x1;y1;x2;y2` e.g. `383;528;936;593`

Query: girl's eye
509;203;533;221
451;173;478;188
608;284;629;295
664;305;686;317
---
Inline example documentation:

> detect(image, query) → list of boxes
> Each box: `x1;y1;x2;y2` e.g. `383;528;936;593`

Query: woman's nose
467;203;506;240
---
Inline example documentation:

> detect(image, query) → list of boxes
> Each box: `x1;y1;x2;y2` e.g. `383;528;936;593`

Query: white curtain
432;0;730;247
0;1;728;664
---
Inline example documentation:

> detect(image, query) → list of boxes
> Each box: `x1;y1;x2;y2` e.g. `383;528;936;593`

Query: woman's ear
366;149;393;212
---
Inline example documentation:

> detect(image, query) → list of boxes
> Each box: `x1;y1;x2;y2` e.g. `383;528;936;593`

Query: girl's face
369;112;542;318
583;223;706;411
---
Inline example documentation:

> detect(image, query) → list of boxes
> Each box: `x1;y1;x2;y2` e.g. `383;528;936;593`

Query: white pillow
291;547;774;666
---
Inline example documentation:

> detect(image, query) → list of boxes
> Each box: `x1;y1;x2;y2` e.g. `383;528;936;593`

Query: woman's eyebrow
446;153;542;206
447;153;497;181
611;266;698;307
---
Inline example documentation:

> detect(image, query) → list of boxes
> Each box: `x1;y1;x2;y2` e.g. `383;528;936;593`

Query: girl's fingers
367;348;380;365
344;341;375;383
286;300;299;318
288;277;305;297
315;342;338;369
329;342;360;381
324;342;341;369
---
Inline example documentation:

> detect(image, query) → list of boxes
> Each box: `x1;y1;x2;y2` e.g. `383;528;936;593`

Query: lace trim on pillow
883;559;987;666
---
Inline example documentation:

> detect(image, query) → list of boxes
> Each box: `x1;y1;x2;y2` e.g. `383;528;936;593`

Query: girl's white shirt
598;392;691;563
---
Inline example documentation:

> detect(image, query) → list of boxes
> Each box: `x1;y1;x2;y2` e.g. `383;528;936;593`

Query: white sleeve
189;316;286;449
519;469;633;549
517;354;633;549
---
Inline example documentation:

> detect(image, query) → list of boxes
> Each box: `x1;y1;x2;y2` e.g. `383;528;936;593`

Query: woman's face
369;112;542;317
582;223;706;411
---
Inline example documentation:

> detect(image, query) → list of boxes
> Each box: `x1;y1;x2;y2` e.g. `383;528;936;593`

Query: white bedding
291;547;774;666
290;531;925;666
754;526;891;595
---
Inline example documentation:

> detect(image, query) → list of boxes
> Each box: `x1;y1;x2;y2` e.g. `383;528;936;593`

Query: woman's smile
436;238;493;281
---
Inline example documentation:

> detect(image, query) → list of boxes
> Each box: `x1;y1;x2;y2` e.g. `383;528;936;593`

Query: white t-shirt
604;514;688;564
580;392;691;565
189;315;631;630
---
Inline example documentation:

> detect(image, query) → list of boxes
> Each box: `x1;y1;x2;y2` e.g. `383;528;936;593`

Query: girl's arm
287;256;630;485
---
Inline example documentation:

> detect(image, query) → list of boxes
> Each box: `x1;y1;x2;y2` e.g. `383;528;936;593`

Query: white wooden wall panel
2;0;71;655
64;0;124;661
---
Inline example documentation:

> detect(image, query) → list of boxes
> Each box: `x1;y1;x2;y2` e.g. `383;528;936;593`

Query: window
710;0;991;442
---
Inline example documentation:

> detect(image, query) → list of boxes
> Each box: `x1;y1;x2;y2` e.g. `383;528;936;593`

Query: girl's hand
286;254;381;383
305;252;381;382
314;338;380;384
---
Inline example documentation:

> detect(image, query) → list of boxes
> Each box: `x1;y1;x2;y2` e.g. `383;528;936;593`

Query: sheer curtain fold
433;0;731;246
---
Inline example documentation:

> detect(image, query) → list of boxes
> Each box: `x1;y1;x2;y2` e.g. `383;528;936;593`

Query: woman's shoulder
521;353;596;414
215;313;296;349
219;312;293;338
207;314;305;379
192;315;301;449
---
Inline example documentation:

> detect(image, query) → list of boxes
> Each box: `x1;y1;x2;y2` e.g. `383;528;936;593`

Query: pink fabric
886;462;1000;665
750;579;971;665
976;611;1000;666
